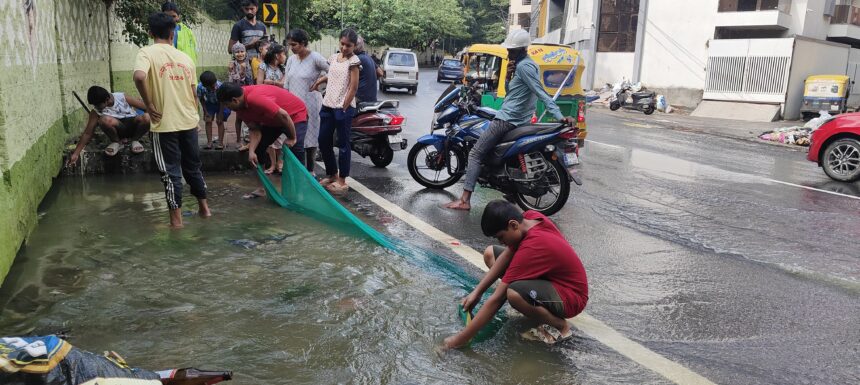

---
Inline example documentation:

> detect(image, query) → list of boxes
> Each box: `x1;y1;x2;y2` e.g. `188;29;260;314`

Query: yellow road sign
262;3;278;24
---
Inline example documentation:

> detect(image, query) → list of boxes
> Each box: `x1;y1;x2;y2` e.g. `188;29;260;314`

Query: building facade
524;0;860;118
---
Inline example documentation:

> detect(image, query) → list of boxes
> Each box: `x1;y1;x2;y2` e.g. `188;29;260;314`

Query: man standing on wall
162;1;198;65
134;12;211;228
228;0;268;59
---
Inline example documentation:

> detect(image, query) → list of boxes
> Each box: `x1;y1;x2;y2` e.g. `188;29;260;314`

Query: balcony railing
832;4;860;26
718;0;791;13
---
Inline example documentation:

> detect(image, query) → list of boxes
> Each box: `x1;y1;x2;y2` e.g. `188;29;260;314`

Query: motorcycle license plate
564;152;579;166
388;134;404;144
830;104;839;111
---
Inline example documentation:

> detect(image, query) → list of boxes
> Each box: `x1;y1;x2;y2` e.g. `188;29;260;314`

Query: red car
808;112;860;182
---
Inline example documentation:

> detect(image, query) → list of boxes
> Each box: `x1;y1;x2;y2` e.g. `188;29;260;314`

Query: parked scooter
347;100;408;167
609;81;656;115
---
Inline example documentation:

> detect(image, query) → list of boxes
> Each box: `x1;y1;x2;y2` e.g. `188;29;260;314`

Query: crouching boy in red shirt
444;200;589;348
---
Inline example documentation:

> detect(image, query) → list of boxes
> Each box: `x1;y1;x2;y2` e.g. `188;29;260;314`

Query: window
718;0;791;12
387;53;416;67
523;0;531;5
597;0;640;52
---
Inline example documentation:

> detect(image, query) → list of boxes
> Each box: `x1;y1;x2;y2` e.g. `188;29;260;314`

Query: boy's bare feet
198;199;212;217
169;208;184;229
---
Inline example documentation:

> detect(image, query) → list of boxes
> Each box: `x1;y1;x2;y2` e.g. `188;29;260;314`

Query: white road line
585;139;625;149
584;140;860;201
345;176;717;385
766;178;860;201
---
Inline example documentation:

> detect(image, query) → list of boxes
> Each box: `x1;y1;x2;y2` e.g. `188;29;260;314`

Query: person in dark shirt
228;0;268;58
354;36;378;104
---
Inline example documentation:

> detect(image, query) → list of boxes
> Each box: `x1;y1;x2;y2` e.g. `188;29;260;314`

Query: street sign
262;3;278;25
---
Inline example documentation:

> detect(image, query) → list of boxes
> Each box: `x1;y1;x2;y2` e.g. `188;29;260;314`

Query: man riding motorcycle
445;29;576;211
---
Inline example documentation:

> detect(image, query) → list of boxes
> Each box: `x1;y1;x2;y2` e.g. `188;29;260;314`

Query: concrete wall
784;37;851;120
639;0;716;107
594;52;634;88
0;0;234;283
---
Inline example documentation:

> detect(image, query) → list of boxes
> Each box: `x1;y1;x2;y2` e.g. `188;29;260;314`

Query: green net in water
257;152;505;343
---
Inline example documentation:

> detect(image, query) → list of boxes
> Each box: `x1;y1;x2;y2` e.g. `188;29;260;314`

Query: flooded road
2;70;859;384
0;176;667;384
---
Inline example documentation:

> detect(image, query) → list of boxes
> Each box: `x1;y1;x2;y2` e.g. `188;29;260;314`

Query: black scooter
609;84;656;115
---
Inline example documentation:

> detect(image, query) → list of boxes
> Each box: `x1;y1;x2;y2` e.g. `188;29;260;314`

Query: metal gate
703;39;794;103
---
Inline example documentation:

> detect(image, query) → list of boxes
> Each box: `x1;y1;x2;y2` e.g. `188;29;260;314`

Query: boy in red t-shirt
444;200;589;348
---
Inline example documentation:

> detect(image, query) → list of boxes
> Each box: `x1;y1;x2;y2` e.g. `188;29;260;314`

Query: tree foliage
308;0;469;50
108;0;203;47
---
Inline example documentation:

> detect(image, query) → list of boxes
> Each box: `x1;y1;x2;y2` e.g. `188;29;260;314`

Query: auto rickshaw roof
806;74;850;83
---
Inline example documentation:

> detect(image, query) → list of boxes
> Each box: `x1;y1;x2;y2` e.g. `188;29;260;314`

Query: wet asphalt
343;70;860;384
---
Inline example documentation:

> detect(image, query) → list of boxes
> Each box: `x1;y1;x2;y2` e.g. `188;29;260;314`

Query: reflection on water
0;175;651;385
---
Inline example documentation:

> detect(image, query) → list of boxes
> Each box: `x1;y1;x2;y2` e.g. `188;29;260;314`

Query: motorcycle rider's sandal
326;182;349;194
319;177;336;187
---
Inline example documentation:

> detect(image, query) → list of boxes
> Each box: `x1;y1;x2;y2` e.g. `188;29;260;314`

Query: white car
379;48;419;94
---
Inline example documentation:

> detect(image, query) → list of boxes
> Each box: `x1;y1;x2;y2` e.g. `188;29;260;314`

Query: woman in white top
284;29;329;174
311;29;360;193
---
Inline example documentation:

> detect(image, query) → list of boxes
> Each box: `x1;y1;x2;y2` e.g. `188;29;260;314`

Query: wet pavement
345;70;860;384
2;70;858;384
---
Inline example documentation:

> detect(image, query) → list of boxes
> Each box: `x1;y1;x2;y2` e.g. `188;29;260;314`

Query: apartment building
509;0;533;31
524;0;860;120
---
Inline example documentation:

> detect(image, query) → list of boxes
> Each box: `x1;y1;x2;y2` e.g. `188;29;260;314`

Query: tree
108;0;203;46
308;0;468;50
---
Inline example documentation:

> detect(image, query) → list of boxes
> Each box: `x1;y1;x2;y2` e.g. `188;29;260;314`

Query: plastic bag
656;95;667;111
804;110;833;130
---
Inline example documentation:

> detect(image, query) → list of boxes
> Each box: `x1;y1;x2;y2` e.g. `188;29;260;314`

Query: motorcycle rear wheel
370;147;394;168
407;143;465;189
514;158;571;216
643;105;655;115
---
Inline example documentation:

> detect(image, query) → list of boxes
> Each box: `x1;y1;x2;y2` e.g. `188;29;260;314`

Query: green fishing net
257;151;505;343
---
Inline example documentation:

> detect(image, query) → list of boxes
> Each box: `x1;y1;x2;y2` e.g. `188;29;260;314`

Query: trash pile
0;335;231;385
758;111;833;146
585;78;673;113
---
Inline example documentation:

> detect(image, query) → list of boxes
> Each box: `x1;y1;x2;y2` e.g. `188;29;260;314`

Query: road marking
345;176;717;385
585;139;625;149
766;179;860;201
584;140;860;201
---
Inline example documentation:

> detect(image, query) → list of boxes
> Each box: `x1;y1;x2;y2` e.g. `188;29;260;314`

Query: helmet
501;29;530;49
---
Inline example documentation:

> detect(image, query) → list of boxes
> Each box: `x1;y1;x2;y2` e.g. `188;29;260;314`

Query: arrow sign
262;3;278;24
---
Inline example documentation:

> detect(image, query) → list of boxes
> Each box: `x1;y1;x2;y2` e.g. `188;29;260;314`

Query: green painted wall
0;1;236;283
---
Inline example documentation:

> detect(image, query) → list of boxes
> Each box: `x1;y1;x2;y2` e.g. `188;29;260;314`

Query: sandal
326;182;349;194
238;144;249;152
319;177;336;186
131;141;145;154
104;142;121;157
203;143;213;150
215;143;224;150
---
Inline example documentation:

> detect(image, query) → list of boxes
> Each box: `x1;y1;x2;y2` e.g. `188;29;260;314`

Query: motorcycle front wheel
609;101;620;111
407;143;465;189
514;159;571;216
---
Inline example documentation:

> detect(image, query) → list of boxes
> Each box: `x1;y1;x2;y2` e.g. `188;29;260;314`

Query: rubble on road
758;111;833;146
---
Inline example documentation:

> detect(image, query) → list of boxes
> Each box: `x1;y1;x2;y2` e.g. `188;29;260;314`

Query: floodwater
0;175;660;385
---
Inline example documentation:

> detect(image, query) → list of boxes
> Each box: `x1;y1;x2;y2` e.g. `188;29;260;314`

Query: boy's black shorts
491;245;566;319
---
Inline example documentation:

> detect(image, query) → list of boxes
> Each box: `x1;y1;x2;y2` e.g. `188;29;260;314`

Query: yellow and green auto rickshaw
461;43;588;144
801;75;853;120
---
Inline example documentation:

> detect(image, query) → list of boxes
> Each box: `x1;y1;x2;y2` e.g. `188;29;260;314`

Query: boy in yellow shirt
133;12;211;228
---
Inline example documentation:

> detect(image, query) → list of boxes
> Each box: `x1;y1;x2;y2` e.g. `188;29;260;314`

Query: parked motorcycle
407;83;582;216
348;100;408;167
609;81;656;115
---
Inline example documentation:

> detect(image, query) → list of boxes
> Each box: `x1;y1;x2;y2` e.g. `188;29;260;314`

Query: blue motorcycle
407;83;581;215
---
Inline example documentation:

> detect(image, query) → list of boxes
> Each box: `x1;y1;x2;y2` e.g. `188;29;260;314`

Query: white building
509;0;533;31
523;0;860;120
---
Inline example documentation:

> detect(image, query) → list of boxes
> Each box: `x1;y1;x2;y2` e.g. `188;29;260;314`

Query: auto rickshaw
801;75;853;121
461;43;588;145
